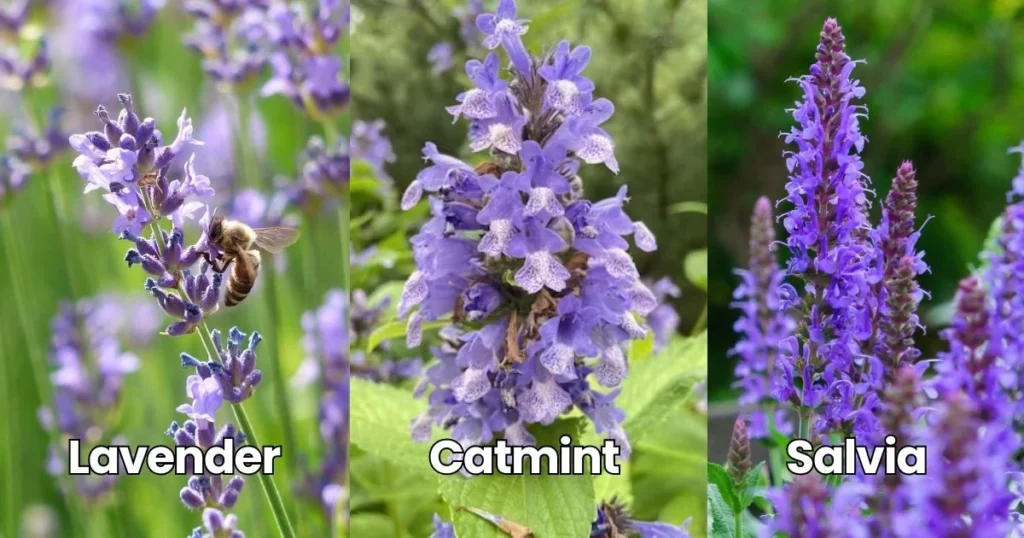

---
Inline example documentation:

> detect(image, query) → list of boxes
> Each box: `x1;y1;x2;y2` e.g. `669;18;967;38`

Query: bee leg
206;254;230;274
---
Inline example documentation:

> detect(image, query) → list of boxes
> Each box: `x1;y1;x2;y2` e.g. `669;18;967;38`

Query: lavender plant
721;17;1024;538
399;0;657;455
37;297;140;501
67;93;295;538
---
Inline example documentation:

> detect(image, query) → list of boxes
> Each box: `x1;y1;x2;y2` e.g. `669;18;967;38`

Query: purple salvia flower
401;12;648;457
761;475;871;538
262;0;348;117
873;161;926;383
895;390;1015;537
37;298;140;501
776;18;875;439
731;197;793;438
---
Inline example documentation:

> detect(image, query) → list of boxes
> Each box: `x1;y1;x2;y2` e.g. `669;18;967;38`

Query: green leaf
737;462;766;510
708;484;737;538
348;378;438;479
668;201;708;215
365;318;448;353
349;513;395;537
438;419;595;538
706;463;740;514
628;322;656;360
684;249;708;292
619;333;707;444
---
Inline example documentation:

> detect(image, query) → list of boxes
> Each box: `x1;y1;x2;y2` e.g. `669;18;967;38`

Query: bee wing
253;226;300;253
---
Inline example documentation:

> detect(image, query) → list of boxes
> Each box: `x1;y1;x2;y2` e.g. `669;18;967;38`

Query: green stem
229;401;297;538
0;306;15;538
734;510;743;538
320;121;349;290
690;303;707;336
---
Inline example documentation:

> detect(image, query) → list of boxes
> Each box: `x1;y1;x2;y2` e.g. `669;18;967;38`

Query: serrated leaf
619;333;707;444
737;462;765;509
708;484;736;538
366;318;448;353
706;463;740;514
684;249;708;291
349;378;438;478
438;419;595;538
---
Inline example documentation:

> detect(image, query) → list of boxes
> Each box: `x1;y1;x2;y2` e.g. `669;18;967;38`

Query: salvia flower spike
400;0;659;457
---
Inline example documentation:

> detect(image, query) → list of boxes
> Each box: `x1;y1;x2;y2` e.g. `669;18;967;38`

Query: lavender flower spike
731;197;792;438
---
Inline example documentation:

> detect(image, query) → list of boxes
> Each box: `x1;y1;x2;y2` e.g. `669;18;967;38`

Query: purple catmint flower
184;0;270;90
351;119;395;184
645;277;680;351
37;297;140;500
591;499;690;538
430;514;456;538
262;0;348;117
294;289;348;529
428;42;455;74
454;0;484;49
775;18;876;439
69;93;208;234
731;197;793;438
401;2;654;457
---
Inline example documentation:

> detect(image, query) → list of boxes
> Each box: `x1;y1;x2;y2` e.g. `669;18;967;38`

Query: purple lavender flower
279;135;349;213
190;508;245;538
0;1;48;91
0;153;31;207
401;4;654;457
7;107;68;166
184;0;270;90
731;197;793;438
428;42;455;74
294;290;349;529
69;93;207;234
180;327;264;404
775;18;875;439
262;0;348;117
37;298;140;500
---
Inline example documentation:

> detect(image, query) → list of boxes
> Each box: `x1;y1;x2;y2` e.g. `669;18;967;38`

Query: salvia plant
720;17;1024;538
67;93;296;538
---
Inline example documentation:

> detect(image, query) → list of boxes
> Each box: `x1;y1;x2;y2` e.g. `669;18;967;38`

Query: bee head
208;216;224;243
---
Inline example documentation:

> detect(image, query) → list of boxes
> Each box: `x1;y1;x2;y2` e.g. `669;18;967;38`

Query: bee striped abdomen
225;252;258;307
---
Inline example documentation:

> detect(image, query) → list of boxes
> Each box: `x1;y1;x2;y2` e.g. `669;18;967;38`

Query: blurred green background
351;0;709;536
708;0;1024;401
0;2;347;537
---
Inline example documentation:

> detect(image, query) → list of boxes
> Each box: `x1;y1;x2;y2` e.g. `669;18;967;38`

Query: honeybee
205;216;300;306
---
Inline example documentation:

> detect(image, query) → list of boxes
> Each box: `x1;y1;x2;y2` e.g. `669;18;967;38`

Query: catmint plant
37;297;140;501
398;0;658;455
